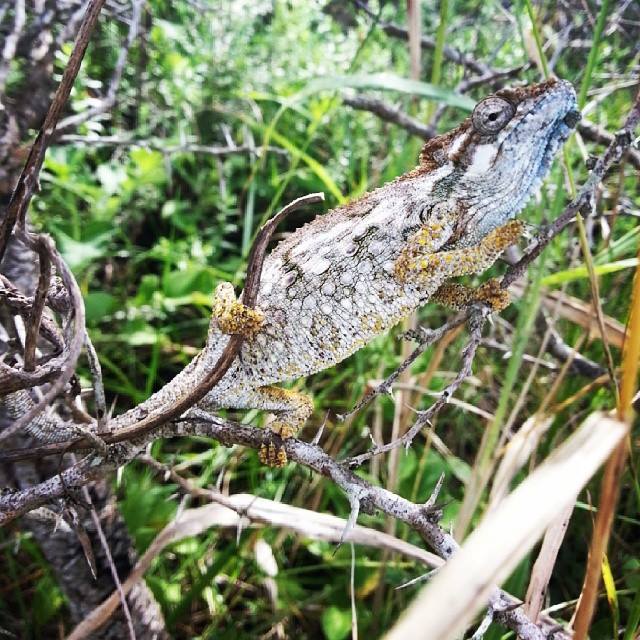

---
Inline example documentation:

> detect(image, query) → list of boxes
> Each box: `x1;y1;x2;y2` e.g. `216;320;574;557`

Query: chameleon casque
8;78;579;466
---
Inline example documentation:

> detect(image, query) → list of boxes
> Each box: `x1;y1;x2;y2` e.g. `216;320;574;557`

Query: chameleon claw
259;441;288;468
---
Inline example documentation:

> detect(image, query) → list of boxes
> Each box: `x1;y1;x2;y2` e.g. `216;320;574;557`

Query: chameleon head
421;78;580;246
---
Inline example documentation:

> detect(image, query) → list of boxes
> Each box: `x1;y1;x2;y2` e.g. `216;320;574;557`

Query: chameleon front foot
213;282;264;338
433;278;511;312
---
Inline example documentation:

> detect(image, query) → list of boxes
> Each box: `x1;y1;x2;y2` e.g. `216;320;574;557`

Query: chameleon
3;78;579;466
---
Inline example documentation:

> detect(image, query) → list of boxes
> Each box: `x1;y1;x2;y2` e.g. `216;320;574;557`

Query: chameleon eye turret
472;97;515;134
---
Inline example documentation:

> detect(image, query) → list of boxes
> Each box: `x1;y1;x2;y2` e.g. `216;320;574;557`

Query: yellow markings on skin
213;282;264;338
396;219;524;284
433;279;510;312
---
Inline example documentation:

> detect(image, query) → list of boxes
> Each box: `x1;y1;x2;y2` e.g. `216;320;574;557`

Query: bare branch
55;0;145;135
22;235;53;371
56;134;289;158
0;0;107;262
346;306;488;467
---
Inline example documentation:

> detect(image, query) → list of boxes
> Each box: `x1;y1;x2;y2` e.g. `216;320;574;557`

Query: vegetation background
0;0;638;638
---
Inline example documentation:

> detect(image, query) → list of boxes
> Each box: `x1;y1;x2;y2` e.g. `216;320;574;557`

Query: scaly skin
8;79;580;466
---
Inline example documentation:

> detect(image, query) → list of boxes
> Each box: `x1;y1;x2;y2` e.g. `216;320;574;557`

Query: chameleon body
5;79;579;465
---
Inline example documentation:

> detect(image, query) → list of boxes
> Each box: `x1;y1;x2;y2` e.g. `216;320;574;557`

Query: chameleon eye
472;97;515;135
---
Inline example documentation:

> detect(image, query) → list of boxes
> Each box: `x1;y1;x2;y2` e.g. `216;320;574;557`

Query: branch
354;1;491;75
0;0;107;262
346;306;488;467
56;134;289;158
343;95;436;138
55;0;145;135
0;413;569;638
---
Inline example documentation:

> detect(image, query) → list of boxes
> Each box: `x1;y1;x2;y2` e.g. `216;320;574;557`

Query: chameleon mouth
563;109;581;129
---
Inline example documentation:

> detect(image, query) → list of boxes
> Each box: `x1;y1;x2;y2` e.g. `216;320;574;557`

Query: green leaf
321;606;352;640
541;258;639;287
84;292;117;324
297;73;475;111
162;266;215;297
56;229;112;272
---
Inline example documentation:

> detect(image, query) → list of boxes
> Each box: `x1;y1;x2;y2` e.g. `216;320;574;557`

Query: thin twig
339;310;469;421
346;306;488;467
79;480;136;640
0;0;26;94
56;134;288;157
22;235;53;371
0;248;86;441
0;0;107;262
84;332;108;433
56;0;145;135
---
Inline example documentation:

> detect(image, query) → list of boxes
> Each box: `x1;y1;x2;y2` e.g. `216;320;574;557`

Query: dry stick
0;0;26;93
79;481;136;640
0;0;107;262
0;276;63;354
353;0;490;75
84;332;108;433
0;249;86;442
338;310;469;421
57;135;289;158
22;235;53;371
0;413;568;638
343;95;436;139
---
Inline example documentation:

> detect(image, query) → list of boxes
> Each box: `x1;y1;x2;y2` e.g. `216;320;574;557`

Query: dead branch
56;134;289;157
0;0;107;262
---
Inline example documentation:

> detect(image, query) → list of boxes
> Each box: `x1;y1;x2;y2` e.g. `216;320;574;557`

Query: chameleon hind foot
256;389;314;467
213;282;264;338
433;278;510;312
259;441;288;468
258;422;301;468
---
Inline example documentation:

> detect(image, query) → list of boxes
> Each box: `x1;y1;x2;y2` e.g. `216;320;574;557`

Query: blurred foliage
2;0;639;638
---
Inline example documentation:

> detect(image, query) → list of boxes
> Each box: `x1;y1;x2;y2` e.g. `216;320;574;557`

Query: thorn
311;414;329;446
395;568;438;590
335;491;361;554
215;466;226;492
499;601;523;613
424;472;445;510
